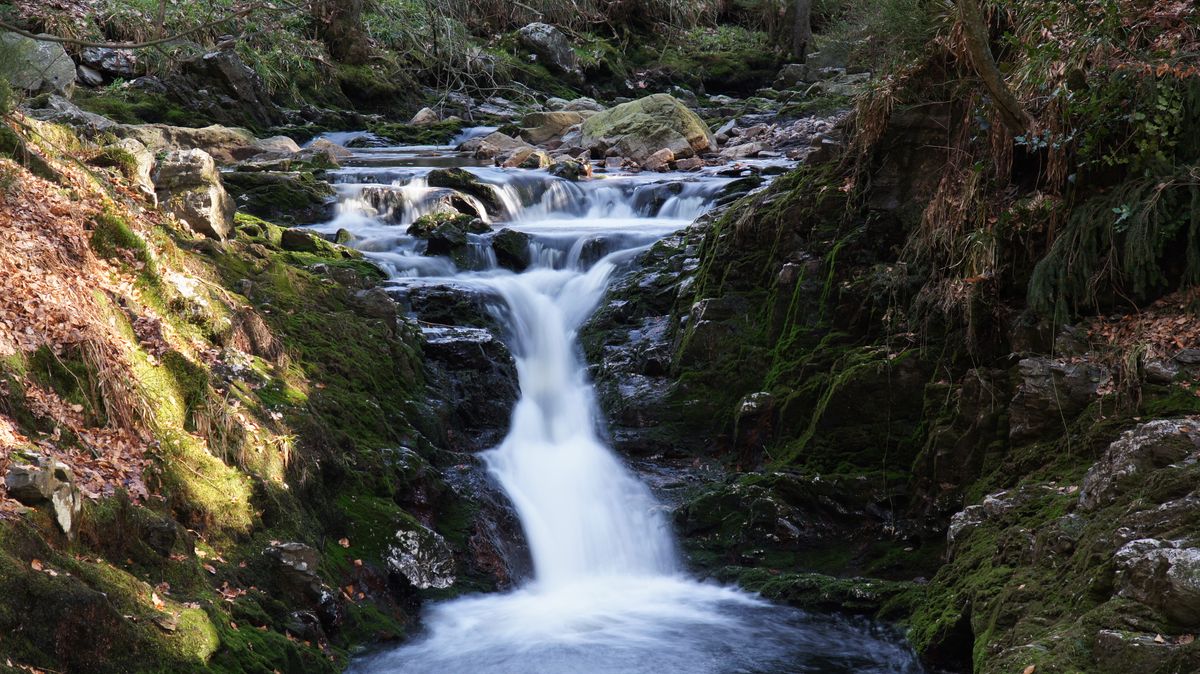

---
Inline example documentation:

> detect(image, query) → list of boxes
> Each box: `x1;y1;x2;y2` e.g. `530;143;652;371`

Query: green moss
91;210;150;265
222;171;335;225
75;89;199;127
369;119;466;146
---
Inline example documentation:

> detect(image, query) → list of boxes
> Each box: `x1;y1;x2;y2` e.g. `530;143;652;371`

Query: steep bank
582;2;1200;673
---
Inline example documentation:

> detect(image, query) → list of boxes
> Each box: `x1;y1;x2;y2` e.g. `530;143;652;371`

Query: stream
307;133;925;674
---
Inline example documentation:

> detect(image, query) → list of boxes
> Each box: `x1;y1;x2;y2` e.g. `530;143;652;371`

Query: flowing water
310;132;925;674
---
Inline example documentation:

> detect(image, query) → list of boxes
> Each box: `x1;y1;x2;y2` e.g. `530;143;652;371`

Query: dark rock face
1009;357;1111;444
421;326;518;451
223;171;336;224
490;228;532;272
79;48;139;79
165;50;283;129
426;168;505;218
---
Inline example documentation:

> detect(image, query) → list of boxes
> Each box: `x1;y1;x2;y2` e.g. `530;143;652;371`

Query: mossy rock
426;168;503;216
369;119;465;146
223;171;335;224
580;94;715;162
408;212;489;260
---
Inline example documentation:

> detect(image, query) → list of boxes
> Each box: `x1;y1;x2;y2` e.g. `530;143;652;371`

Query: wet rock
153;149;236;239
4;457;82;536
387;525;456;589
1093;629;1181;672
1114;539;1200;624
265;542;322;591
519;111;584;144
426;168;504;217
284;611;324;642
0;32;76;96
548;157;591;181
441;464;531;588
79;47;139;78
581;94;716;163
1009;357;1111;444
421;325;519;448
674;157;705;171
410;107;439;125
491;228;532;272
517;23;583;83
1079;419;1200;510
408;212;490;258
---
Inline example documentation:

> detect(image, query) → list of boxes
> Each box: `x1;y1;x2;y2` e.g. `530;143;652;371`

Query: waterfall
321;140;925;674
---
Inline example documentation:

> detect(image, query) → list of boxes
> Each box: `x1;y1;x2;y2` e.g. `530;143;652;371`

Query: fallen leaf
1178;634;1195;645
30;559;43;571
151;592;165;610
203;564;217;574
1023;666;1036;674
338;538;350;548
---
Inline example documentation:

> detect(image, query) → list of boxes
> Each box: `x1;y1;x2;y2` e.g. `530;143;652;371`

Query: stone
409;107;439;126
4;458;82;536
1079;419;1200;510
564;97;605;112
774;63;812;88
426;167;505;218
641;147;675;171
153;149;236;239
252;135;302;156
714;119;737;144
76;65;104;87
116;123;259;164
387;525;456;589
26;94;116;134
1115;539;1200;624
114;137;156;202
1093;629;1180;673
0;32;76;96
462;131;532;161
519;111;584;144
224;171;335;224
674;157;704;171
720;142;765;159
580;94;716;163
547;157;591;181
280;227;342;256
491;228;532;271
170;50;282;128
80;47;139;78
1009;357;1110;444
545;97;570;111
408;212;489;257
308;138;353;161
517;22;583;83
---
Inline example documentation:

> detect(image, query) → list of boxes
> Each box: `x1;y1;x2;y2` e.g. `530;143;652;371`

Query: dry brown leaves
1084;288;1200;359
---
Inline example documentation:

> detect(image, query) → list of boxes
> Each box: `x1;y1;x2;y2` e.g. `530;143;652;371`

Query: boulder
0;32;76;96
387;525;456;590
426;168;504;218
1009;357;1110;444
154;149;236;239
4;457;82;536
491;228;532;271
408;212;490;258
1114;539;1200;624
519;111;584;144
116;123;259;164
113;137;157;202
580;94;716;163
253;135;302;156
26;94;116;134
308;138;353;161
79;47;140;78
517;23;583;83
641;147;674;171
223;171;335;224
564;97;604;112
1079;419;1200;510
720;142;765;159
76;65;104;87
169;50;282;128
547;157;591;181
461;131;532;161
409;107;439;126
545;97;570;111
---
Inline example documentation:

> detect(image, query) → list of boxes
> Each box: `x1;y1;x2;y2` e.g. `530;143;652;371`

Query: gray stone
519;111;584;145
4;458;81;536
1079;418;1200;510
1114;539;1200;624
410;107;439;126
80;47;139;78
26;94;116;134
1009;357;1110;444
564;97;604;112
76;64;104;87
154;149;236;239
0;32;76;96
581;94;716;163
517;23;583;83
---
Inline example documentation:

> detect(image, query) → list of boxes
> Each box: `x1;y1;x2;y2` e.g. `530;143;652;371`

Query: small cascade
312;133;925;674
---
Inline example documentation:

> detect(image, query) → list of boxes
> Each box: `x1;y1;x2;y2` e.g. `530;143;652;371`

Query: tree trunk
791;0;813;62
312;0;371;65
957;0;1031;133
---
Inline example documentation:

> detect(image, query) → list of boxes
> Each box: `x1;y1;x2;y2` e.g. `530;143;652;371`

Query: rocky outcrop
387;525;456;590
167;50;282;129
1080;419;1200;510
421;324;519;449
517;23;583;83
580;94;716;163
115;123;262;164
79;48;139;79
1009;357;1111;444
153;149;236;239
0;32;75;97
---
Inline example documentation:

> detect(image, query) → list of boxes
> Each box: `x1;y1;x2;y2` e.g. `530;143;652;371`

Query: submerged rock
580;94;716;163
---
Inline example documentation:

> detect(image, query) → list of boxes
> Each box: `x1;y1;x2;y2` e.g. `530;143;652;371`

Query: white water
320;142;924;674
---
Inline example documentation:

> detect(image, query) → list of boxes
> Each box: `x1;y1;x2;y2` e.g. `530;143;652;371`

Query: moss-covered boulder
425;168;503;218
223;171;335;224
408;212;490;260
0;32;75;96
491;228;532;272
580;94;715;162
153;149;236;240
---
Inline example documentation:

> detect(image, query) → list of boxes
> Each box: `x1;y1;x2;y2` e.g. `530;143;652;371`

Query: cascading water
309;133;925;674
